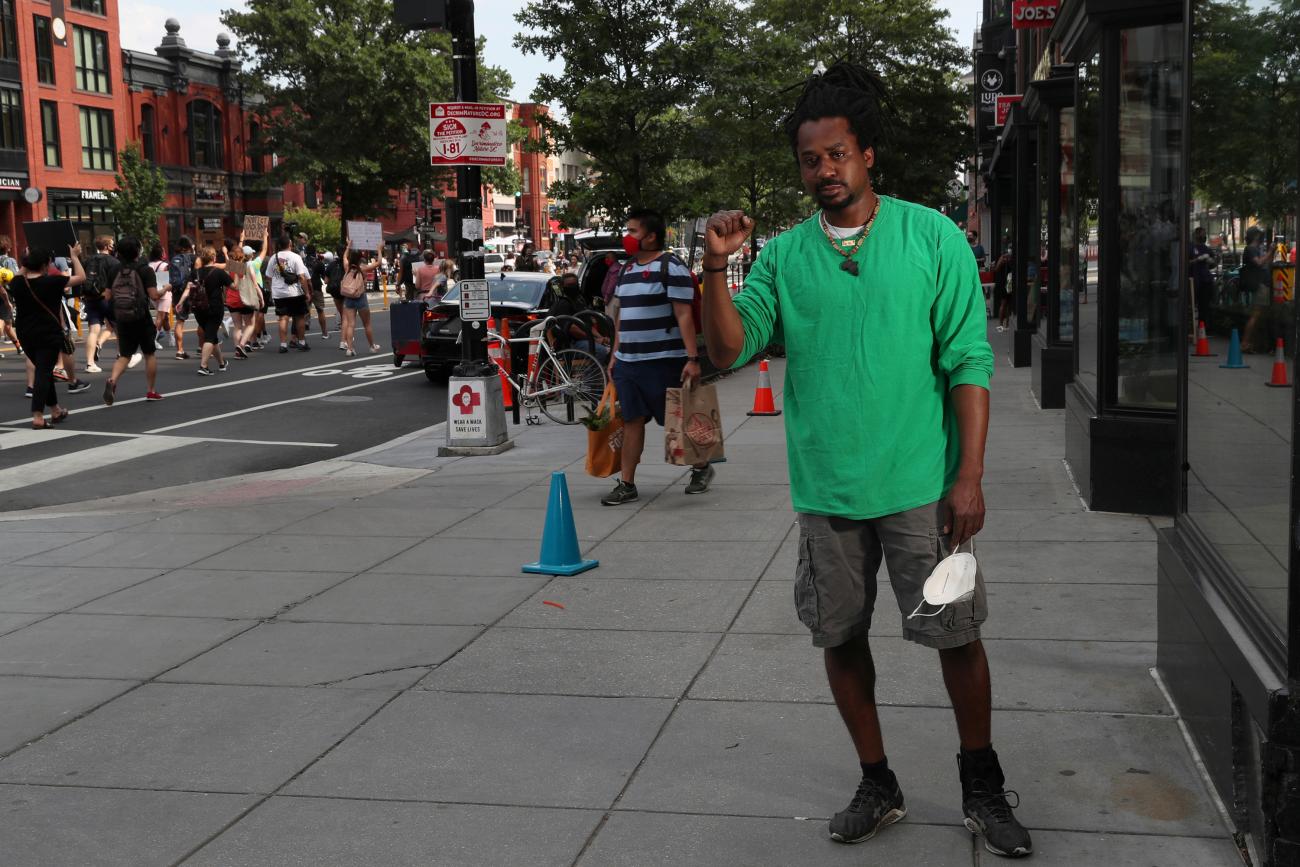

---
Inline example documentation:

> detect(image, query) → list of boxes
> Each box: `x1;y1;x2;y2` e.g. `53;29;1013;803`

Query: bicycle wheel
535;348;607;425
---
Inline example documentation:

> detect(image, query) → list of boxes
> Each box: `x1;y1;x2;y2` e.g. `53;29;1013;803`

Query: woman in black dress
10;244;87;428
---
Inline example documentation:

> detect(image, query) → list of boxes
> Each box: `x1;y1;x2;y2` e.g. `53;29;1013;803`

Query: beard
814;182;858;211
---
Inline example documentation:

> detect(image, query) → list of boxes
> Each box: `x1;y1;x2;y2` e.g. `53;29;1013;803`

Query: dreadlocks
782;62;894;156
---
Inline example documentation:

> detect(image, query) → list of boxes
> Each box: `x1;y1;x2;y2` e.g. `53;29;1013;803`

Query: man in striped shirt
602;207;714;505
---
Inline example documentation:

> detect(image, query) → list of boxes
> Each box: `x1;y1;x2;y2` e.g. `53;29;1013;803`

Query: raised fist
705;210;754;259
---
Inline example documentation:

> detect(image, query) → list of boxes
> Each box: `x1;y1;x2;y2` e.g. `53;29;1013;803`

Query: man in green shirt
701;63;1032;859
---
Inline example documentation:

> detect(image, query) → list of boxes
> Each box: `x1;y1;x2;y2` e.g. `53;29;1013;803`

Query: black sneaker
218;360;230;371
23;387;32;400
829;771;907;844
600;480;638;506
278;344;289;354
102;379;115;406
959;750;1032;858
66;380;91;394
685;464;715;494
234;346;248;359
196;366;215;376
297;342;311;351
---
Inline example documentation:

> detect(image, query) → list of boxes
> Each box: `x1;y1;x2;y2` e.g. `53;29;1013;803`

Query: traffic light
394;0;446;29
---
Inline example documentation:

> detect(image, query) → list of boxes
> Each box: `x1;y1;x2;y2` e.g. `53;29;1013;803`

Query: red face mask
621;234;641;256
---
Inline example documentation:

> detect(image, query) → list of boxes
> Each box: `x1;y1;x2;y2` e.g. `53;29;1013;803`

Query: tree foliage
516;0;968;231
221;0;514;232
283;204;341;249
1191;0;1299;227
515;0;724;225
106;142;167;245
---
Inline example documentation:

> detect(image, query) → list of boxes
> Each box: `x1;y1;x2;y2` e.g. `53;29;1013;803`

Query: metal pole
449;0;490;377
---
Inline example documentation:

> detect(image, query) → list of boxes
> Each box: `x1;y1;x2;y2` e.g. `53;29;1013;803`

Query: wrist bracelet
701;265;728;273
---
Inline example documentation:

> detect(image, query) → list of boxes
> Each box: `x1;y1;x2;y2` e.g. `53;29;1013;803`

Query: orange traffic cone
746;359;781;416
1266;338;1291;388
1191;321;1216;357
486;318;513;408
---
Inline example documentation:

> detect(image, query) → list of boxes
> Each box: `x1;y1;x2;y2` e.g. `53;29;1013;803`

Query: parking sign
430;103;508;167
459;280;491;321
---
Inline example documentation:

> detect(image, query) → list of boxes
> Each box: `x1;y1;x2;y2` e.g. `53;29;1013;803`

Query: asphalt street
0;298;449;511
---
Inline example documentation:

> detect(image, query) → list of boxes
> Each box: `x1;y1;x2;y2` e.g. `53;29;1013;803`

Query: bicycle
485;316;607;425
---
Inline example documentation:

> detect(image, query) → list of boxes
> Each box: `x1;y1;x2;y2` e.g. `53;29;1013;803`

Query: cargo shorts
794;500;988;650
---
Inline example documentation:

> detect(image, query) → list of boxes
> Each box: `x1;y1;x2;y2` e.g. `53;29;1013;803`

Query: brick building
0;0;131;248
122;21;281;252
0;0;280;253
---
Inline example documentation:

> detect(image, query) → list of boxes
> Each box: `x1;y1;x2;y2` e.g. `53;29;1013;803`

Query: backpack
188;268;211;314
654;253;703;335
85;254;111;297
168;252;192;291
325;259;344;292
109;264;150;325
340;268;366;299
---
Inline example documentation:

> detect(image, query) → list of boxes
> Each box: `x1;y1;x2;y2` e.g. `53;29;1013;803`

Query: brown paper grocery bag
665;380;725;466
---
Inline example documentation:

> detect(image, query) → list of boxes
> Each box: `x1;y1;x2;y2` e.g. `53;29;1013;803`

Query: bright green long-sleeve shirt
731;196;993;520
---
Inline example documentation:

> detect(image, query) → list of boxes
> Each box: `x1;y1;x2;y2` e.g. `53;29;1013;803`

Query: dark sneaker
959;751;1032;858
196;366;215;376
278;344;290;354
829;771;907;844
234;346;248;359
685;464;715;494
297;342;311;351
600;481;638;506
102;379;116;406
67;379;91;394
218;360;230;371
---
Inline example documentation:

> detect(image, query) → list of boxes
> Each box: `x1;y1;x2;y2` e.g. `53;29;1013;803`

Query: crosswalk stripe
0;428;82;449
0;435;191;494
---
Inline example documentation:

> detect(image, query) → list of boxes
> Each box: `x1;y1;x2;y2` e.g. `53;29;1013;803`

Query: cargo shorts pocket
930;528;986;634
794;532;822;632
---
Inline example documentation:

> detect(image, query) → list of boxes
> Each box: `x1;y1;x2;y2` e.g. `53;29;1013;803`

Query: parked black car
419;272;560;382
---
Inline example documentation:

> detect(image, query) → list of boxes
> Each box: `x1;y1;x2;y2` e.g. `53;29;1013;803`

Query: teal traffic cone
522;472;599;576
1220;329;1250;369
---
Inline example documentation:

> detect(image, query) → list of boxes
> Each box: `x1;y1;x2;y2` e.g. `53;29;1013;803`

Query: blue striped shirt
614;254;696;362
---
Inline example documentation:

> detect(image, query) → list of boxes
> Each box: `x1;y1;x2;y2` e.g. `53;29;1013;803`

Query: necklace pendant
841;259;859;276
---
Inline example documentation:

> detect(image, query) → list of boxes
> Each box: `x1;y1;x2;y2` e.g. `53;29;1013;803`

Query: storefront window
1058;107;1076;342
1184;0;1297;642
1113;24;1182;410
1075;58;1101;397
1032;125;1048;330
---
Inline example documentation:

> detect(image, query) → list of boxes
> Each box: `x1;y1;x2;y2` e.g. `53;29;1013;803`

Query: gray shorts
794;500;988;650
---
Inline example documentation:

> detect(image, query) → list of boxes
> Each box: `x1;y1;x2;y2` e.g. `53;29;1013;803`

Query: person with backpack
225;243;260;359
181;245;233;375
98;236;164;405
267;234;312;352
148;243;171;350
168;236;195;360
338;242;382;357
303;244;330;341
82;235;118;373
323;250;346;348
601;207;713;506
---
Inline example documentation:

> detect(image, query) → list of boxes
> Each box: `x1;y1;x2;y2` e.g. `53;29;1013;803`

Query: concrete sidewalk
0;327;1241;866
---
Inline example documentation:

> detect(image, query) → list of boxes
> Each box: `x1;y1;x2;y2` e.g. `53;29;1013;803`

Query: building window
40;101;59;167
187;100;223;169
70;0;105;14
139;104;155;161
0;0;15;64
0;87;22;153
78;106;115;170
495;209;514;224
33;16;54;84
248;121;263;173
522;171;530;195
73;27;111;94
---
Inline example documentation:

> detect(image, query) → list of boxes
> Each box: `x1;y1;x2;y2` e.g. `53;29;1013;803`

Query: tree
752;0;970;208
283;204;341;249
106;142;166;245
515;0;726;225
221;0;515;240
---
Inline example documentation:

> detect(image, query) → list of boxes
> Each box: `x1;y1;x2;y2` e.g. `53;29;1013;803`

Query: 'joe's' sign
1012;0;1058;28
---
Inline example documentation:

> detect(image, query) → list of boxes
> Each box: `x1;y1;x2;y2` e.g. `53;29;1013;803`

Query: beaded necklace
819;195;880;276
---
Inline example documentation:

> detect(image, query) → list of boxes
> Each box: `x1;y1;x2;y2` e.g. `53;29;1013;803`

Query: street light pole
447;0;490;377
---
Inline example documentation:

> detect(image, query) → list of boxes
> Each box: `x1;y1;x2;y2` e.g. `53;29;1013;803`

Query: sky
118;0;984;104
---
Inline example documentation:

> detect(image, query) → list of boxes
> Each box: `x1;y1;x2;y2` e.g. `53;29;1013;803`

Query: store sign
975;52;1006;148
79;189;109;201
192;173;227;206
1012;0;1059;29
0;177;21;190
429;103;508;167
201;218;222;231
995;95;1023;126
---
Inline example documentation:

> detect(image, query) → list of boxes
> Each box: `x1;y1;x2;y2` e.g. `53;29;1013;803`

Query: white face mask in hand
908;539;977;619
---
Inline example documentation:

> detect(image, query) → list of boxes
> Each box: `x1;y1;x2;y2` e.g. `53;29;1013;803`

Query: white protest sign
430;103;508;167
346;220;384;251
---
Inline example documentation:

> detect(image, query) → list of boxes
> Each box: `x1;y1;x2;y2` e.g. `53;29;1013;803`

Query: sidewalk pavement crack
309;664;438;687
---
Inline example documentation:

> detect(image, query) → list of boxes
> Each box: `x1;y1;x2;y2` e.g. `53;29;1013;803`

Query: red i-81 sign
430;103;508;167
1012;0;1058;28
